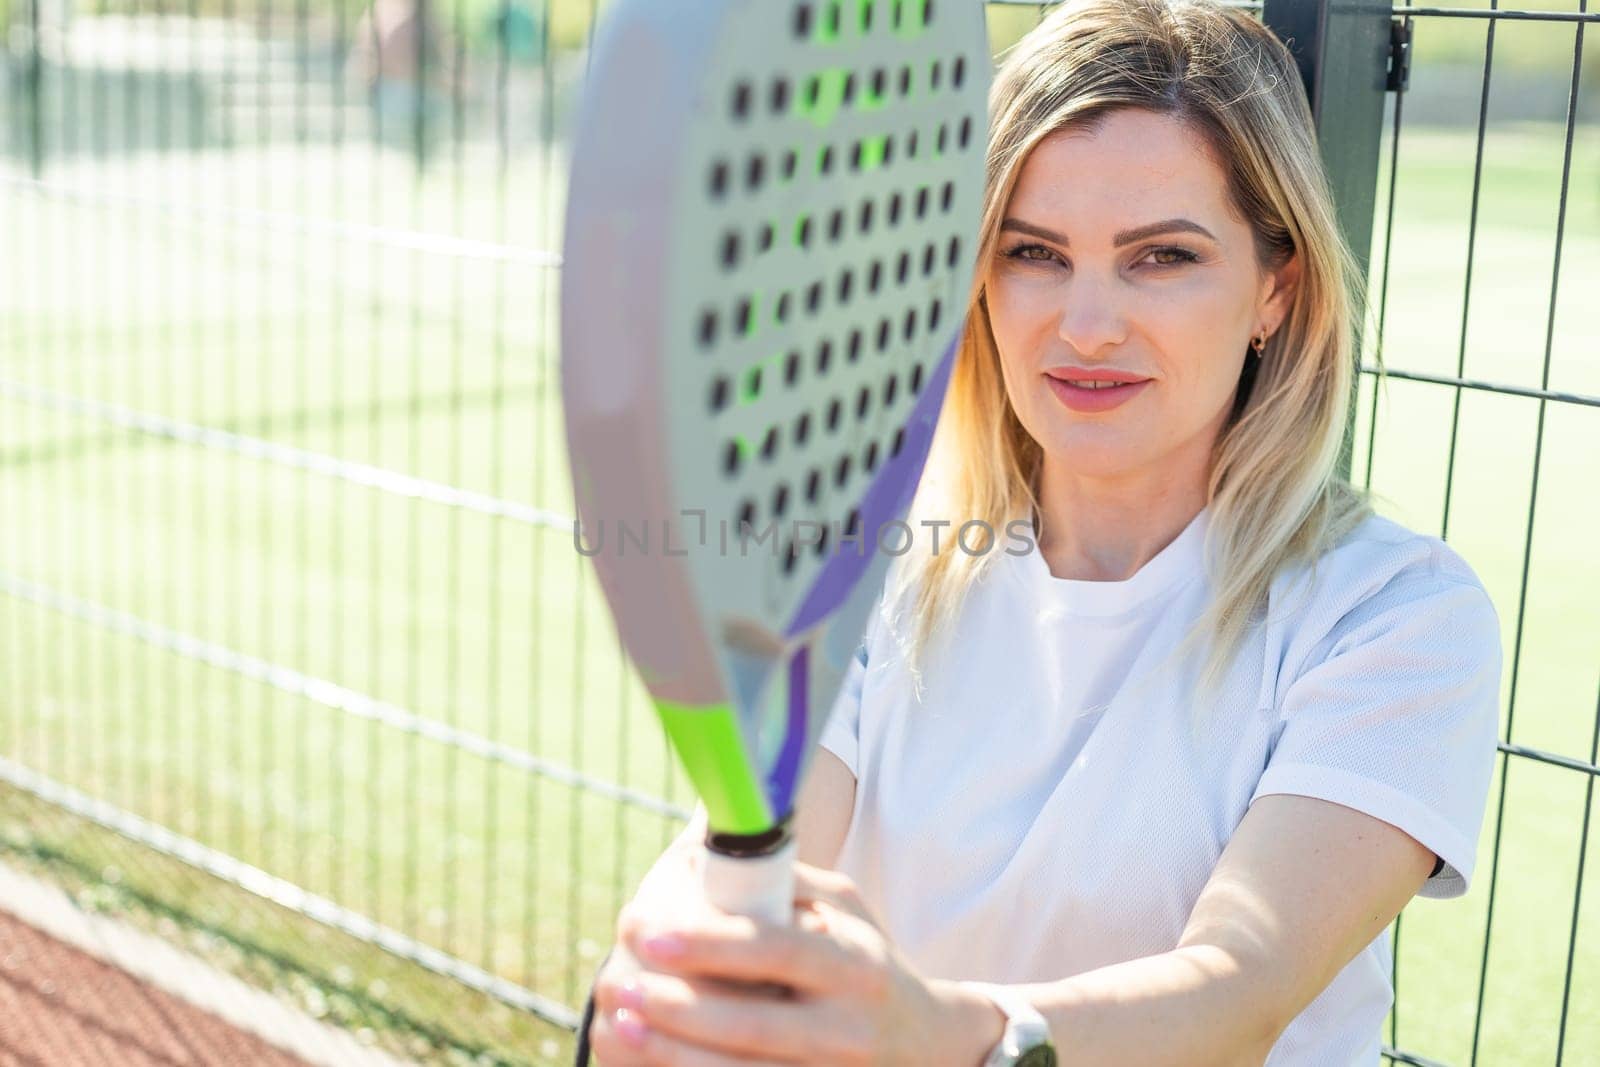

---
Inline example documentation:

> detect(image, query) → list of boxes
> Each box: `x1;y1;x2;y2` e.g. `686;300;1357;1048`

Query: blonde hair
886;0;1371;694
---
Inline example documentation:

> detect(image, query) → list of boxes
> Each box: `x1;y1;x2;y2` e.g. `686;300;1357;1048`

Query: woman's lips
1044;373;1152;413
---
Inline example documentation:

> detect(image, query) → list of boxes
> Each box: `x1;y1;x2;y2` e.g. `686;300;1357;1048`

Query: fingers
790;864;881;929
617;847;719;946
594;973;784;1062
620;910;863;995
593;873;891;1066
792;904;831;936
588;1001;800;1067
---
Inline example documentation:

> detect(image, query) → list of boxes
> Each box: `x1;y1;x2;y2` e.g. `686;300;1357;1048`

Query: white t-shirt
817;509;1501;1067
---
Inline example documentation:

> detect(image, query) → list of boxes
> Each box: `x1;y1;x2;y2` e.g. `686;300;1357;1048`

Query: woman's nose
1054;274;1128;357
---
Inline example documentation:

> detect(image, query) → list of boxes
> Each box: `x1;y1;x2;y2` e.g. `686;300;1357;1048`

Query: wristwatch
959;981;1058;1067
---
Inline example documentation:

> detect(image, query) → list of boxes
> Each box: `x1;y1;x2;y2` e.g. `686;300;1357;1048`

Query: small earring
1251;330;1268;356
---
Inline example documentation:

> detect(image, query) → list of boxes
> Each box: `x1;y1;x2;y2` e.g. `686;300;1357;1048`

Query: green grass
0;143;689;1065
1;115;1597;1066
1345;121;1600;1065
985;0;1600;77
0;0;612;55
0;795;584;1066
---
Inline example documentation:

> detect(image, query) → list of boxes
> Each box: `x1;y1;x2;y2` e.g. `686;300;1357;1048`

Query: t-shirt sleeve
817;638;870;779
1250;573;1502;900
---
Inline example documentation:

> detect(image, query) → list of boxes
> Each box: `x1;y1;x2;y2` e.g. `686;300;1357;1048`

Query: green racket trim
859;134;888;169
902;0;931;37
655;699;773;834
797;68;851;127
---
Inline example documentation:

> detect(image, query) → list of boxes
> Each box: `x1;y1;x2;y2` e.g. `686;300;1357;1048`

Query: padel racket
561;0;990;923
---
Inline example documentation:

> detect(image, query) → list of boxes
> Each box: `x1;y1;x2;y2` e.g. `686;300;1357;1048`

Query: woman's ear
1258;251;1303;336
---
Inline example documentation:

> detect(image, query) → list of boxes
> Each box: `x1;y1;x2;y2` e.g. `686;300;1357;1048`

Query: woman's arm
932;790;1439;1066
592;773;1436;1067
794;748;858;871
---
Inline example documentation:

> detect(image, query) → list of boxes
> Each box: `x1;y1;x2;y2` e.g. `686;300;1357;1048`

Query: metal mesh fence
1351;3;1598;1063
0;1;1594;1065
0;1;684;1061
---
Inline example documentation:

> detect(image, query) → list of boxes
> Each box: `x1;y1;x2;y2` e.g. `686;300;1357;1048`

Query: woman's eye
1145;246;1199;267
1003;243;1059;264
999;243;1198;270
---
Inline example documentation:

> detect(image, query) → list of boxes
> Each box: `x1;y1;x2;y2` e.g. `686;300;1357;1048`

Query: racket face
563;0;989;833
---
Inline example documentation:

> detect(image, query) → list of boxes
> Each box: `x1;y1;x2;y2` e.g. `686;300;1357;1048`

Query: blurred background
0;1;1595;1064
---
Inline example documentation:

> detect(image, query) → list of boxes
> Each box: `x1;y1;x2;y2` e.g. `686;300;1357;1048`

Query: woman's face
983;108;1299;483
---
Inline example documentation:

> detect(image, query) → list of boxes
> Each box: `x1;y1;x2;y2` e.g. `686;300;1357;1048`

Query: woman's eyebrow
999;217;1218;247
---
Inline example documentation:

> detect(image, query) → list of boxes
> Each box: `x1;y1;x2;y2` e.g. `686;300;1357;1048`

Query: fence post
1261;0;1394;473
23;0;44;175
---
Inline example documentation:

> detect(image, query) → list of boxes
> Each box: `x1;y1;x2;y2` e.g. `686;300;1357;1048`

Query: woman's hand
589;863;1003;1066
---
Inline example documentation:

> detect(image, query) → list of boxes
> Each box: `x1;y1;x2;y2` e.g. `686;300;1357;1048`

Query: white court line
0;572;691;824
0;855;419;1067
0;757;587;1033
0;377;575;533
1;174;562;269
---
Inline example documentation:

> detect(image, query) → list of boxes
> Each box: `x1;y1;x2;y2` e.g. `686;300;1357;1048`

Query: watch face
1017;1048;1057;1067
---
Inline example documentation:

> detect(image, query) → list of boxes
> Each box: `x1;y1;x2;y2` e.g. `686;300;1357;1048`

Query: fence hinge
1387;19;1413;93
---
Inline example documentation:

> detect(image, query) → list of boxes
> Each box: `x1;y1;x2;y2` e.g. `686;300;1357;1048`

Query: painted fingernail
615;1007;648;1047
617;977;644;1011
641;933;686;960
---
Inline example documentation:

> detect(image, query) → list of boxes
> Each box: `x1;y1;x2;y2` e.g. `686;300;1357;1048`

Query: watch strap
959;981;1054;1067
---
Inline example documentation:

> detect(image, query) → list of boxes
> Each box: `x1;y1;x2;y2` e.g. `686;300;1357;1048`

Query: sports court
1;0;1595;1064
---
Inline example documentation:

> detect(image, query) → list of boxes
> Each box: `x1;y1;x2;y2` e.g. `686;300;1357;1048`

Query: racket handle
700;835;797;926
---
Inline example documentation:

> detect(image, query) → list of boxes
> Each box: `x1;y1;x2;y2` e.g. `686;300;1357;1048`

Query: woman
586;0;1502;1062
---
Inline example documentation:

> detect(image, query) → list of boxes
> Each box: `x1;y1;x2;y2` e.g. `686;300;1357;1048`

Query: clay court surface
0;908;312;1067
